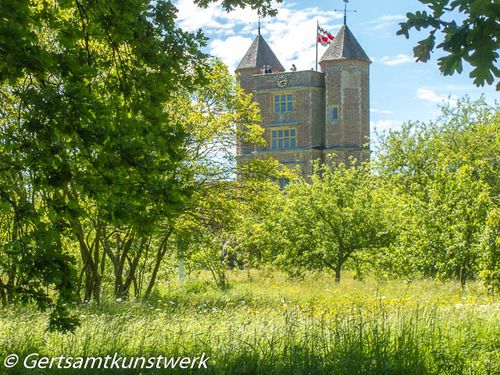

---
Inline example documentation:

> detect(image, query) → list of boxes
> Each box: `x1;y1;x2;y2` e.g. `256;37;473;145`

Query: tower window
274;94;294;113
330;106;339;121
271;128;297;149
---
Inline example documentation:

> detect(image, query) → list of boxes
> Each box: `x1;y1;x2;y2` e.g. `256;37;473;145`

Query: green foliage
479;207;500;293
0;0;272;330
172;169;286;289
398;0;500;89
173;183;244;290
157;60;275;291
376;97;499;286
167;60;264;181
0;0;207;330
261;161;395;282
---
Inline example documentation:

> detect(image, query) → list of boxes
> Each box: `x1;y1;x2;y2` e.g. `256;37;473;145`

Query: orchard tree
231;170;290;269
274;161;394;282
166;156;292;290
398;0;500;89
402;163;492;285
164;161;291;291
376;97;499;285
173;183;245;290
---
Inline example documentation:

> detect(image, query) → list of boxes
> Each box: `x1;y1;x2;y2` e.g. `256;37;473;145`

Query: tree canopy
376;97;499;285
398;0;500;90
193;0;281;16
0;0;273;331
249;161;394;282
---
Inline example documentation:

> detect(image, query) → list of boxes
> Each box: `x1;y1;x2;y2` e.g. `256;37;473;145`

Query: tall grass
0;271;498;374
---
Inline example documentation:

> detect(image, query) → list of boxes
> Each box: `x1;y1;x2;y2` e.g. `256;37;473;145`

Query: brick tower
319;25;371;164
236;23;370;178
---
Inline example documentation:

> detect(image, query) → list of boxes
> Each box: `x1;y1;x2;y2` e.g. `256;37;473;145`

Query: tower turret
235;33;285;93
319;25;371;163
236;33;285;156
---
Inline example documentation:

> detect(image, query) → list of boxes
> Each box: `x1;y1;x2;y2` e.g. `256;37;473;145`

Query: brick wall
321;60;370;163
237;62;370;178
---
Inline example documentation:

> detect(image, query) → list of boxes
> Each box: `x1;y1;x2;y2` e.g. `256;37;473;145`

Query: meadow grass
0;271;498;374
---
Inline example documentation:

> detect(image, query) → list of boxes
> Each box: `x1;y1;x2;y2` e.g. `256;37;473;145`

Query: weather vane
334;0;357;26
258;11;261;35
254;10;269;36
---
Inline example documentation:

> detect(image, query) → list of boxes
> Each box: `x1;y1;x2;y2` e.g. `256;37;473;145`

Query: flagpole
315;20;319;71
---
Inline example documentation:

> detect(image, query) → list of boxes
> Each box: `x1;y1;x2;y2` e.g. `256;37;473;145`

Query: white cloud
378;54;414;66
369;14;405;30
416;88;458;105
175;0;344;71
371;108;394;115
210;36;253;69
175;0;227;32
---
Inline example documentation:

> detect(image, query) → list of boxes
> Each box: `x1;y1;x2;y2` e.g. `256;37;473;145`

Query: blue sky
174;0;498;134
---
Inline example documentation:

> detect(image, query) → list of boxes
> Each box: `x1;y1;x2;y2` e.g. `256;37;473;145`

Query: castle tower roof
320;25;371;64
236;34;285;72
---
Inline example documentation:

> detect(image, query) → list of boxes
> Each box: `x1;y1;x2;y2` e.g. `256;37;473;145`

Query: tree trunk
144;229;173;300
73;220;100;303
123;241;145;297
81;251;100;303
6;266;16;303
459;266;467;288
102;231;135;300
0;279;7;306
144;244;168;300
65;187;102;303
334;263;342;283
178;256;185;282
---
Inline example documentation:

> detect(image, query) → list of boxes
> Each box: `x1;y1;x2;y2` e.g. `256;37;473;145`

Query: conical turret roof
236;34;285;72
320;25;371;63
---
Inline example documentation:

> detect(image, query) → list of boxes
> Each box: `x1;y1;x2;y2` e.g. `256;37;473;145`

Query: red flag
317;24;334;46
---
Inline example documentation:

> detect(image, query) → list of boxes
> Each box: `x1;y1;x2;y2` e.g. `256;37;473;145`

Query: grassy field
1;271;499;374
